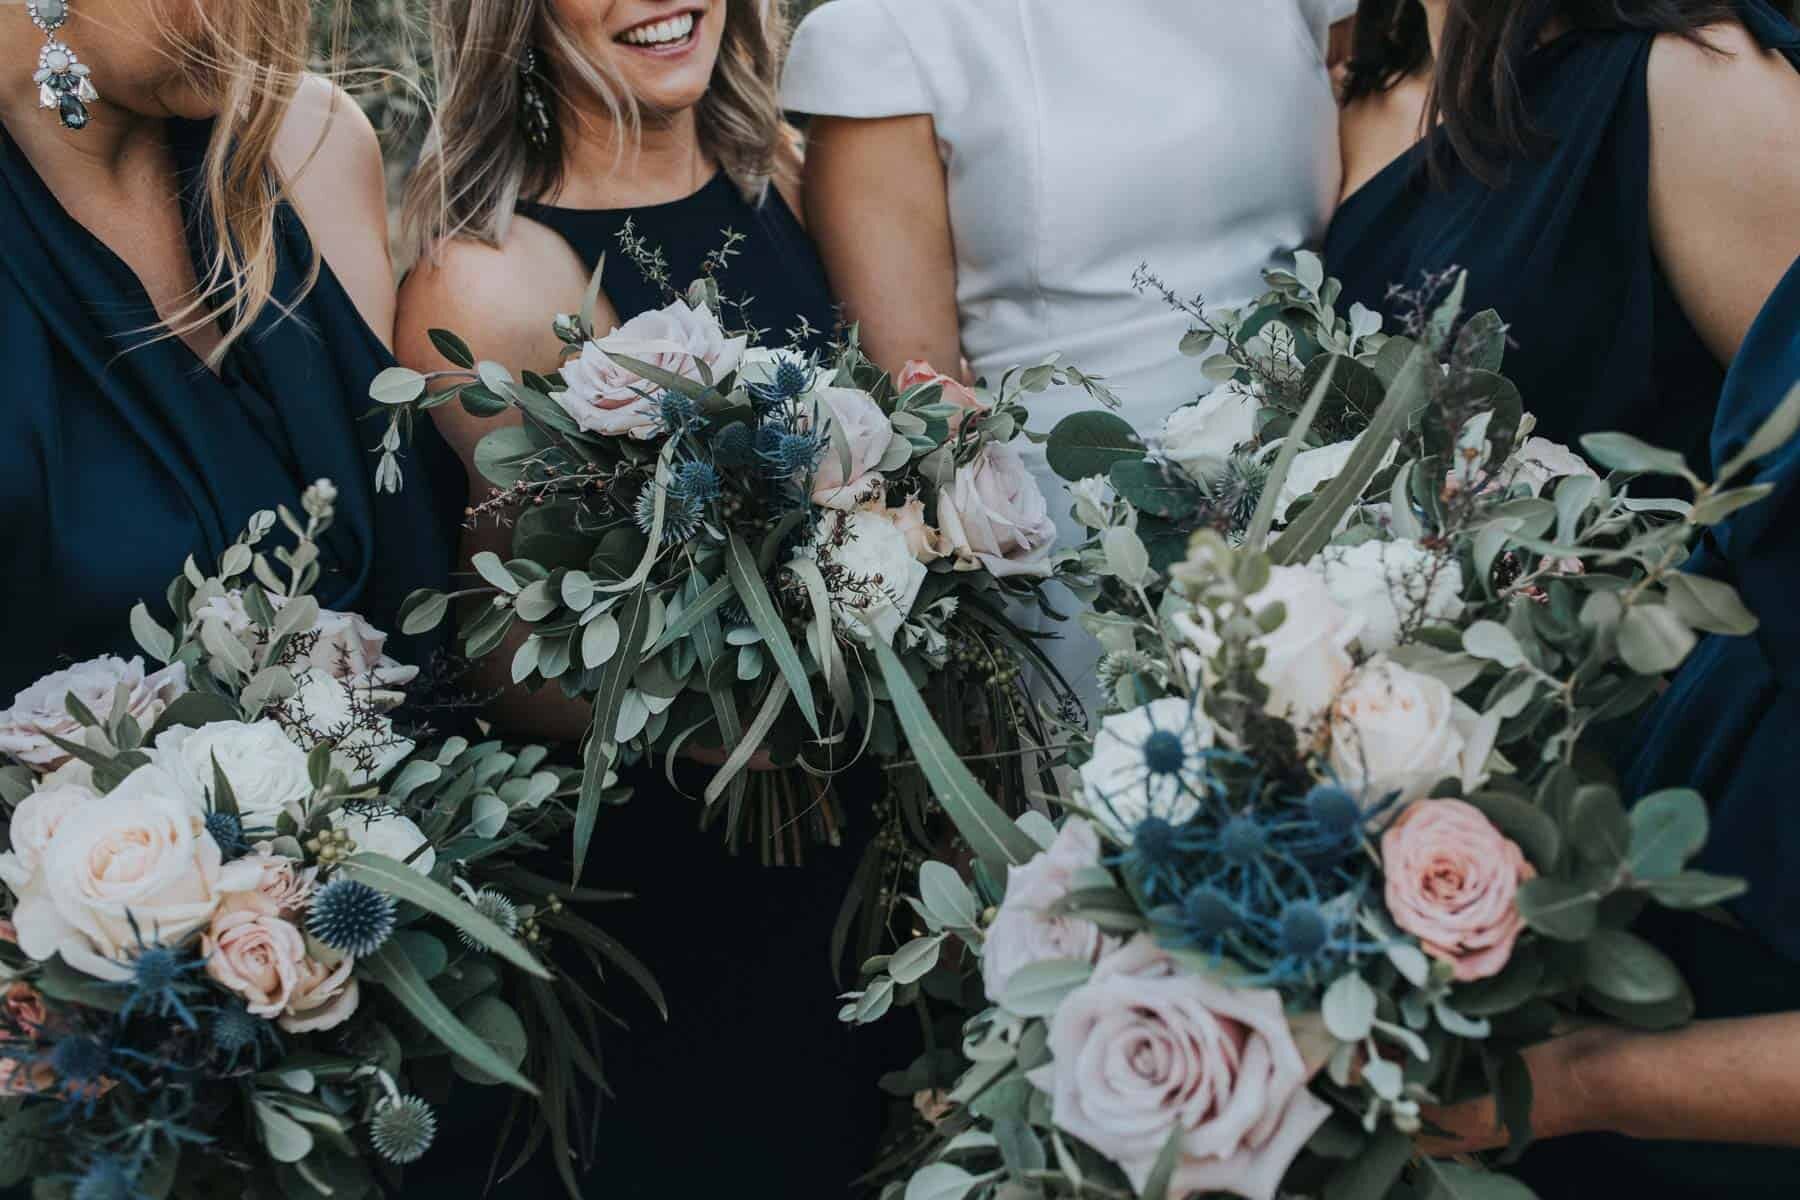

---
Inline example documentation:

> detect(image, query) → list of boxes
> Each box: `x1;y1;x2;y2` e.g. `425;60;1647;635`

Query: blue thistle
115;937;208;1030
1304;785;1362;839
672;460;722;504
635;483;704;545
1141;729;1188;778
765;431;823;477
657;390;698;433
50;1034;109;1085
370;1095;438;1165
307;879;396;957
73;1156;140;1200
210;1002;279;1070
772;359;811;399
203;810;251;861
1276;900;1332;960
712;422;754;468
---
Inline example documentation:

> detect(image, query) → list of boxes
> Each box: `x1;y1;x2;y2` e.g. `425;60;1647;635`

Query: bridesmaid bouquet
841;272;1798;1199
369;267;1096;929
0;483;647;1200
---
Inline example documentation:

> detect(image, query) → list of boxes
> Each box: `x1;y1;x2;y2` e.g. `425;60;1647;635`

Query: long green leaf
1270;344;1430;565
340;854;550;980
1246;357;1337;549
645;574;731;657
703;677;791;805
603;352;712;403
361;943;539;1094
573;588;652;883
725;531;820;736
866;634;1038;871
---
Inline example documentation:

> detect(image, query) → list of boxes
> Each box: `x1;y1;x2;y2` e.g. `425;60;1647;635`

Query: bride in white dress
782;0;1354;694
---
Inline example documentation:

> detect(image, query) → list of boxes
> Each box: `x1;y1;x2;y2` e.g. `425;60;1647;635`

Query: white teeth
621;13;695;46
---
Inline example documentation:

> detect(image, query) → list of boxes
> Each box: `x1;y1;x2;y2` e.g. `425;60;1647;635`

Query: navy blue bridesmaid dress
1325;4;1800;1194
406;176;909;1197
0;116;462;699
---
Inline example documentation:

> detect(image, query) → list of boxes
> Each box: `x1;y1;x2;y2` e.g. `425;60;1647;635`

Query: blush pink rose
936;441;1057;579
1026;937;1330;1200
3;983;48;1035
808;387;897;510
0;656;187;771
203;909;308;1020
554;299;747;439
1381;799;1535;982
222;846;318;918
898;360;988;434
280;951;360;1034
981;819;1121;1005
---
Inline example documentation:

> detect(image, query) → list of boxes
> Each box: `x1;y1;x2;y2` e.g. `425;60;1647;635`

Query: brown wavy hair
1342;0;1738;183
404;0;797;256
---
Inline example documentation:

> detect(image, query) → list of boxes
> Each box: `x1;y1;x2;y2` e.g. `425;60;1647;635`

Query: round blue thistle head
1131;815;1179;868
773;359;811;399
712;422;754;468
1219;813;1270;865
1304;785;1362;838
752;424;785;460
49;1034;109;1085
370;1095;438;1165
211;1004;264;1056
73;1157;136;1200
1141;729;1187;777
657;391;697;432
204;810;250;860
1277;900;1331;960
130;945;183;996
673;460;722;503
1181;885;1240;942
636;485;703;545
774;432;822;475
307;879;396;957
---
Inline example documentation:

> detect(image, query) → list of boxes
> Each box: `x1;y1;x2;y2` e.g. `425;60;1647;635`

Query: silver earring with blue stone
29;1;99;132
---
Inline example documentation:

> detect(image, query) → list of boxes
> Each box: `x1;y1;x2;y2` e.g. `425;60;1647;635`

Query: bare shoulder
274;75;396;342
1648;22;1800;146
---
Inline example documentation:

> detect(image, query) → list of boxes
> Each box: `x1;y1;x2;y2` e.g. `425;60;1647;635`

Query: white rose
1328;658;1497;805
276;671;413;785
332;807;437;875
1079;697;1216;843
12;765;261;979
802;508;928;645
0;656;187;771
1274;435;1399;523
0;780;94;893
1161;382;1258;481
808;387;897;510
1506;436;1598;497
882;497;951;564
152;720;315;831
937;441;1058;580
982;819;1122;1005
1173;565;1361;729
1317;539;1466;654
553;299;747;439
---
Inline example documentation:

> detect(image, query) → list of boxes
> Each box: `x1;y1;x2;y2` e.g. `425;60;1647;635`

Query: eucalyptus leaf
340;854;549;979
360;944;537;1094
1514;878;1599;941
1044;411;1145;482
1645;870;1747;910
1000;958;1092;1017
1584;929;1681;1005
1662;572;1758;637
1626;789;1708;881
451;995;531;1087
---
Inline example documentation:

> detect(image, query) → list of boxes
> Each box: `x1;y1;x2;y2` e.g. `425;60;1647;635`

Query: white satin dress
783;0;1354;700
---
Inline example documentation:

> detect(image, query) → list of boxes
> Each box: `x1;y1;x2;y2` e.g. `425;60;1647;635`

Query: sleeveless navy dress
1326;5;1800;1194
0;116;461;701
409;178;907;1197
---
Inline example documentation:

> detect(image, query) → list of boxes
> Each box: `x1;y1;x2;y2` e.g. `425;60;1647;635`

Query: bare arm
802;114;965;378
275;75;397;347
1419;1015;1800;1153
1648;23;1800;366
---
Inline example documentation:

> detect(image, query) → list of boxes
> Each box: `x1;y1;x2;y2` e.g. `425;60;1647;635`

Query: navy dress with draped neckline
0;115;462;699
405;174;910;1198
1325;4;1800;1194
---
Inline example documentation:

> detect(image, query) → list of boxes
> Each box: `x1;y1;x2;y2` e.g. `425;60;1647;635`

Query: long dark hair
1342;0;1739;182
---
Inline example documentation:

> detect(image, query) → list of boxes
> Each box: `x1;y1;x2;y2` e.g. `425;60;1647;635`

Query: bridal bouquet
369;260;1093;939
0;483;648;1200
841;270;1795;1200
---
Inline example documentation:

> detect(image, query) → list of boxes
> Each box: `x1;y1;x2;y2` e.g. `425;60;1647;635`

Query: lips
617;11;697;49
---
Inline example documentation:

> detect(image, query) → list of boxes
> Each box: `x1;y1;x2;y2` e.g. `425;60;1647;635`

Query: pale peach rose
204;909;308;1019
222;846;317;918
554;300;747;439
936;442;1057;579
881;497;951;564
280;951;360;1034
808;387;897;510
982;819;1121;1006
897;360;988;434
0;656;187;771
1381;799;1535;982
1026;937;1330;1200
4;983;48;1034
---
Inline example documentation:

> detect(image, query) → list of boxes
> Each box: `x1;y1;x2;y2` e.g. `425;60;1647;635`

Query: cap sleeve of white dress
781;0;932;118
1296;0;1358;58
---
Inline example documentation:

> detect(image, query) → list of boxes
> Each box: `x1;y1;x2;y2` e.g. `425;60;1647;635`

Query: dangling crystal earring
520;48;552;151
29;1;99;131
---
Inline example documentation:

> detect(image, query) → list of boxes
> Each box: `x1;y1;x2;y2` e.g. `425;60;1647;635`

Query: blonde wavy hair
405;0;797;256
144;0;340;366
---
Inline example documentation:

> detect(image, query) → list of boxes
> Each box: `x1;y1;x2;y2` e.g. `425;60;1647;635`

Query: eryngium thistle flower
457;889;520;950
672;460;722;503
370;1095;438;1165
635;483;703;545
204;810;251;860
1203;452;1270;532
772;359;811;399
713;421;754;468
211;1004;266;1057
307;879;397;957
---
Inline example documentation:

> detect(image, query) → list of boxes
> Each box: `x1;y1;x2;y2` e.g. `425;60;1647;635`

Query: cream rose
1161;382;1259;481
204;909;307;1019
1173;565;1361;729
332;807;437;875
1274;436;1398;523
1026;937;1331;1200
936;442;1057;580
1382;799;1535;981
281;949;360;1033
897;359;988;435
224;845;317;918
0;656;187;771
1079;698;1216;842
809;386;897;510
981;819;1120;1005
12;766;261;980
152;720;315;831
1328;659;1496;806
0;780;94;890
803;508;928;646
554;299;747;439
1317;539;1466;654
882;497;951;564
